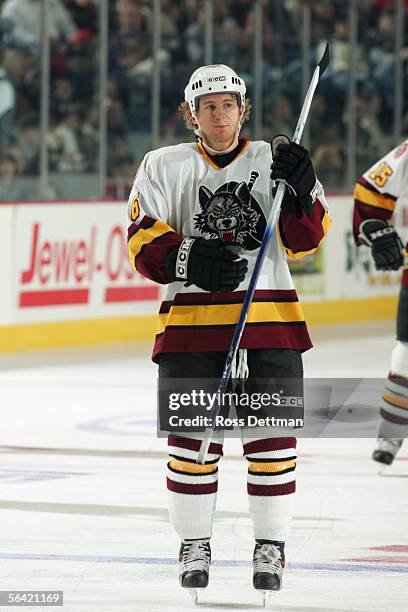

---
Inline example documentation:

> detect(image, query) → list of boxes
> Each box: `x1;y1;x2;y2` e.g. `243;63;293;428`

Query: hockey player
353;140;408;467
127;64;330;600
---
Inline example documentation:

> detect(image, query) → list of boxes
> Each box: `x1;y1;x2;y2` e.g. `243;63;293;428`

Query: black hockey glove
270;137;318;216
166;237;248;292
359;219;404;271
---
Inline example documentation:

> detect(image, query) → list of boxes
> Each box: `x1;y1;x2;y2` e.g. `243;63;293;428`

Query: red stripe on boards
19;288;89;307
105;286;159;303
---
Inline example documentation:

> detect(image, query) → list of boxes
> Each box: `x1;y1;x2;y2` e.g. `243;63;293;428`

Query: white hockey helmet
184;64;246;118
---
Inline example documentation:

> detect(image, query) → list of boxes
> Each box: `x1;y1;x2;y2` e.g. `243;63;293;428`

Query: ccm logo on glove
175;236;195;280
166;237;248;293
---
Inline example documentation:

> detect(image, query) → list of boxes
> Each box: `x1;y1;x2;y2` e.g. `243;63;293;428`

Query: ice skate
373;438;403;472
253;541;284;606
179;540;211;603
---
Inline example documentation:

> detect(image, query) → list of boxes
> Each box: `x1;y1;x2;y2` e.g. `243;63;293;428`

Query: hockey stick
196;44;330;464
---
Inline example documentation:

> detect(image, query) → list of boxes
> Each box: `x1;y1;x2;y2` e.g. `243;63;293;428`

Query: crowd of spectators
0;0;407;200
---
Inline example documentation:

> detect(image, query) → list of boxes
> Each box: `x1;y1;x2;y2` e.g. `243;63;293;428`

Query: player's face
194;93;244;151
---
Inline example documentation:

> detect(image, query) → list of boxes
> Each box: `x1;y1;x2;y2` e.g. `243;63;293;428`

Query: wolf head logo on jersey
194;172;266;250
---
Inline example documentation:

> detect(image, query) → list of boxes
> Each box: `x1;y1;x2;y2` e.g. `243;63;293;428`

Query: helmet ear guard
184;64;246;118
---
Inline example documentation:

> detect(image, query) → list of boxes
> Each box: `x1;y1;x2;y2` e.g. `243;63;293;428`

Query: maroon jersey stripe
135;232;182;284
279;200;326;254
159;289;300;313
152;322;312;362
353;201;393;245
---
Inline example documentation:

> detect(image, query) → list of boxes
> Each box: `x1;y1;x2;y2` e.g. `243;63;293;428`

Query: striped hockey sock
243;437;297;541
379;372;408;438
167;435;223;541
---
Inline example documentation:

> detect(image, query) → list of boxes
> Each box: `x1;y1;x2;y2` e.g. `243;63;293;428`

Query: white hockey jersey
127;139;330;361
354;140;408;243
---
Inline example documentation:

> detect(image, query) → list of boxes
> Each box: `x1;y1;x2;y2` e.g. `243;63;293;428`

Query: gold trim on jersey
128;219;176;267
197;140;251;169
157;300;305;334
248;460;296;473
278;210;331;260
354;183;396;212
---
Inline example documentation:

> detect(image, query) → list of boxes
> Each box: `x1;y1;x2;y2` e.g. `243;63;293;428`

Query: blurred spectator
183;5;205;64
1;0;78;81
65;0;97;41
50;78;75;121
79;101;99;170
106;154;137;199
0;66;15;145
17;115;41;174
354;91;392;172
4;141;25;174
312;128;346;187
264;94;295;139
365;8;399;115
0;153;25;200
108;133;133;171
52;109;84;172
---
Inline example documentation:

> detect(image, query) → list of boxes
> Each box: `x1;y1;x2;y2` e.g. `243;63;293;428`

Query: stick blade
317;43;330;77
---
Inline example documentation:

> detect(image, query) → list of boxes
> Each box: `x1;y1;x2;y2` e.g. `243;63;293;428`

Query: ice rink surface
0;322;407;612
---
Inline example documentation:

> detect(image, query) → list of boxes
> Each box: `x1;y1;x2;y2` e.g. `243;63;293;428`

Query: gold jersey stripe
169;459;217;474
383;390;408;411
354;183;396;212
279;211;331;260
197;140;251;169
249;460;296;473
157;300;305;334
128;220;175;267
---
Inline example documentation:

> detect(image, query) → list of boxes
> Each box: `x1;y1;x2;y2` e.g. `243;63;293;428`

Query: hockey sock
379;372;408;438
167;435;222;541
244;437;297;541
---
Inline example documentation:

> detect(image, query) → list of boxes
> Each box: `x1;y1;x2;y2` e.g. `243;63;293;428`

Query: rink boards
0;194;406;352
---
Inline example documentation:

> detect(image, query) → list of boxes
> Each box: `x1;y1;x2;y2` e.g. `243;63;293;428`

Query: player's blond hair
178;97;252;131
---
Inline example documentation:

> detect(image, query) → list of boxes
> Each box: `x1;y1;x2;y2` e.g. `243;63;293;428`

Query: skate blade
261;591;269;608
259;590;270;608
377;464;388;476
257;588;282;607
187;588;205;605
